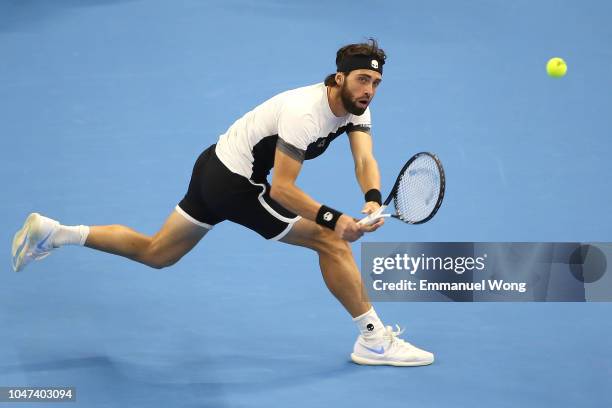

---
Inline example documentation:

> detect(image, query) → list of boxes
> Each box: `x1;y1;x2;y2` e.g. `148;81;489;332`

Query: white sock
353;307;385;340
52;225;90;247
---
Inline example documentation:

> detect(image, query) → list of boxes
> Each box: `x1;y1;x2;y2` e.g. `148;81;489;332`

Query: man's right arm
269;147;377;242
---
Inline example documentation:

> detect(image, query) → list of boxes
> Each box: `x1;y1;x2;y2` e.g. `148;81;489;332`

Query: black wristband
364;189;382;205
316;205;342;230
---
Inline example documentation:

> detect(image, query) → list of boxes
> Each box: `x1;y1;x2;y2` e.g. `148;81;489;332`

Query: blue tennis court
1;1;611;407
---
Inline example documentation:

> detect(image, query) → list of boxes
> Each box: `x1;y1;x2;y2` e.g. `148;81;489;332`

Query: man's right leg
85;209;209;269
12;209;209;272
13;144;224;273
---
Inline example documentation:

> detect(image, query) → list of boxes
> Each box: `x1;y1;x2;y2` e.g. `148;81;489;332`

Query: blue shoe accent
35;230;53;252
362;345;385;354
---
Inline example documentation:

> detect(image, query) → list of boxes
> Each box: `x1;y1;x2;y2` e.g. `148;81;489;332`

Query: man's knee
146;256;179;270
309;226;352;257
142;240;181;270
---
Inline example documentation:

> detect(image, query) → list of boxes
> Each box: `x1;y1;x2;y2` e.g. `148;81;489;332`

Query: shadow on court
0;351;359;406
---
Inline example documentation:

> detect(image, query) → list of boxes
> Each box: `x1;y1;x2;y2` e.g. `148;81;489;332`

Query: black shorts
177;144;301;240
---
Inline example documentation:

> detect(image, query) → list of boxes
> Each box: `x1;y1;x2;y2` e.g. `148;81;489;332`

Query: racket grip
358;205;389;226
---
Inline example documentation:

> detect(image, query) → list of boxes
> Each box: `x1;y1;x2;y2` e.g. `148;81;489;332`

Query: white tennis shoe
351;325;434;367
12;213;60;272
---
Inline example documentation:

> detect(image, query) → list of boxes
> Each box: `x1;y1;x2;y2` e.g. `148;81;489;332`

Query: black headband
336;54;383;75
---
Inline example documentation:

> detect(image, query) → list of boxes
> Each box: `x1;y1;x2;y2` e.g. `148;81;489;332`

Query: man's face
338;69;382;115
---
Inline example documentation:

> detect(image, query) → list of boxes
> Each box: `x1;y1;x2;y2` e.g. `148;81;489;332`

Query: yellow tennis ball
546;57;567;78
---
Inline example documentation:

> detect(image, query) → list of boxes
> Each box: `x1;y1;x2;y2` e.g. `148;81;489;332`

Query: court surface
1;1;611;407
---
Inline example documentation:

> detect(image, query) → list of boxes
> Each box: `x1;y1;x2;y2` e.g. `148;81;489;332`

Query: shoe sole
350;353;434;367
12;213;42;272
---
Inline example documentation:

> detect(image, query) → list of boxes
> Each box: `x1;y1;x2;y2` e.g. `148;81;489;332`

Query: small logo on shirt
323;212;333;221
366;323;375;332
371;59;379;69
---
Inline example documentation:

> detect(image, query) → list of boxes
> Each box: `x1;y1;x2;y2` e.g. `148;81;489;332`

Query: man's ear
335;72;345;86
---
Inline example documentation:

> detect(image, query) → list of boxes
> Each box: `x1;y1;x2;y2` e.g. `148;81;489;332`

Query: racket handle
358;205;390;226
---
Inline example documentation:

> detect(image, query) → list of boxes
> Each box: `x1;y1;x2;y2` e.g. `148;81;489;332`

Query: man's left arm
348;130;382;216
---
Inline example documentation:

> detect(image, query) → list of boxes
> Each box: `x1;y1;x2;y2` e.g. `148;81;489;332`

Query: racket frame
384;152;446;224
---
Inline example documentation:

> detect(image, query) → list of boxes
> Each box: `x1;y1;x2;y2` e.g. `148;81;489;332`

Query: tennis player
12;39;433;367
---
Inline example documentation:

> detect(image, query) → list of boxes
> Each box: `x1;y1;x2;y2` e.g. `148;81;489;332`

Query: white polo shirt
215;82;371;182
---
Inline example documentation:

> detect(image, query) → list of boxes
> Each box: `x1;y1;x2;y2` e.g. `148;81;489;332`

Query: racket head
387;152;445;224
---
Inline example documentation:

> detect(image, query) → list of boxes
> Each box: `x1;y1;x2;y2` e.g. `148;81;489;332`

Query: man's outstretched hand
335;208;385;242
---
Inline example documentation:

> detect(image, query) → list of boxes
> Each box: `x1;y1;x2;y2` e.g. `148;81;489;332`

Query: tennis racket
358;152;445;225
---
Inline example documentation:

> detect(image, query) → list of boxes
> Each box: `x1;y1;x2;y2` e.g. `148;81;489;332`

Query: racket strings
394;155;441;223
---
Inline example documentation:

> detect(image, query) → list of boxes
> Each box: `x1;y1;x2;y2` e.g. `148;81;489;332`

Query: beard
340;83;367;115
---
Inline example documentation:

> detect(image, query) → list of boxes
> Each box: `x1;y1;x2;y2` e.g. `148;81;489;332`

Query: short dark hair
324;38;387;87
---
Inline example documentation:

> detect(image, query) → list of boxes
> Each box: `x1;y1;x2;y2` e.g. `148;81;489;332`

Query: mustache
340;85;369;115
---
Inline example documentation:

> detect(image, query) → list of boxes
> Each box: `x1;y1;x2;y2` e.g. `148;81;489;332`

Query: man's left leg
280;217;434;366
279;217;370;318
218;176;434;366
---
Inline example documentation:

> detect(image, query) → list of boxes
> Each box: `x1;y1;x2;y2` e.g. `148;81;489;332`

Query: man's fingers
361;202;380;215
368;219;384;231
371;218;385;230
359;218;385;232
